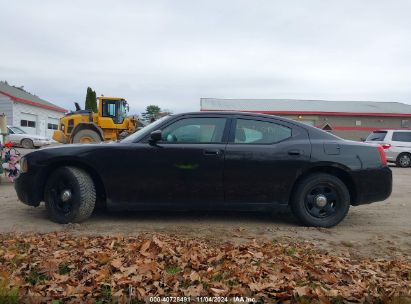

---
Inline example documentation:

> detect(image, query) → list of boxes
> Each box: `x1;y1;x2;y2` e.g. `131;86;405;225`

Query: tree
142;105;161;122
84;87;98;113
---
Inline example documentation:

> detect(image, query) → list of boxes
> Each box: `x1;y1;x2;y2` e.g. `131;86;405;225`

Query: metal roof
200;98;411;117
0;81;66;113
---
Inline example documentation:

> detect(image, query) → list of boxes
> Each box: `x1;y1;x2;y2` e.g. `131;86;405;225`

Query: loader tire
72;129;102;144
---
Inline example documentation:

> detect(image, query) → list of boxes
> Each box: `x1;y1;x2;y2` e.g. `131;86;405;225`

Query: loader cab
98;97;129;124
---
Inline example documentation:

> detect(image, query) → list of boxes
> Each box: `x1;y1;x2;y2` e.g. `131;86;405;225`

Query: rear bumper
14;171;44;207
385;150;399;162
351;166;392;205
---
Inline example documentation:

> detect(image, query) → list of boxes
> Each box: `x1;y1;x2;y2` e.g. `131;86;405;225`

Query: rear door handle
203;149;222;156
288;149;302;156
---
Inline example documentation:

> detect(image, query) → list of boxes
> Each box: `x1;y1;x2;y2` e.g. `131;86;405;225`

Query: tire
290;173;350;228
44;166;96;223
396;153;411;168
72;129;102;144
21;138;34;149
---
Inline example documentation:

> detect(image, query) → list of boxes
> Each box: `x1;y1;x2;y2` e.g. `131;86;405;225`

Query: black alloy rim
50;179;73;215
304;183;338;218
400;155;410;167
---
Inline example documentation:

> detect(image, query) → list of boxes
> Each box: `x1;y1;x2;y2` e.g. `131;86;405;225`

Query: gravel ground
0;163;410;259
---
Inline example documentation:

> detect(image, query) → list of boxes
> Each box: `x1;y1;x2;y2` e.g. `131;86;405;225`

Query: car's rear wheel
21;138;34;149
290;173;350;227
396;153;411;168
44;166;96;223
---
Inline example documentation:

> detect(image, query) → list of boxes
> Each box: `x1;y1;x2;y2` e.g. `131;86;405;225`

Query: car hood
24;141;121;163
42;141;117;151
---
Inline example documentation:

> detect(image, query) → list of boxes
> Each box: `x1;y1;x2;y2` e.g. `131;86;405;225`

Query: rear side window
366;131;387;141
392;132;411;142
234;119;292;144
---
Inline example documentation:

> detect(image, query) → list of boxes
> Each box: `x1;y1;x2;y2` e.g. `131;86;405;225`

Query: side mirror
150;130;162;142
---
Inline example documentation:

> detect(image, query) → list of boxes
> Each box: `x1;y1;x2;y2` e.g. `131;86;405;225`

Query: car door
392;131;411;149
224;116;311;206
112;115;229;207
391;131;411;161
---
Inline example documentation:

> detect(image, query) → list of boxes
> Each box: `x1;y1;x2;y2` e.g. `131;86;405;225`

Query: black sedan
15;112;392;227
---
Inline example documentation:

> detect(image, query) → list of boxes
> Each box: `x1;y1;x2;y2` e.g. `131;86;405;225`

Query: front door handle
288;149;302;156
203;149;222;156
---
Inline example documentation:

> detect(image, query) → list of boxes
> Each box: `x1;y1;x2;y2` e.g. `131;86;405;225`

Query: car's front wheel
44;166;96;223
290;173;350;227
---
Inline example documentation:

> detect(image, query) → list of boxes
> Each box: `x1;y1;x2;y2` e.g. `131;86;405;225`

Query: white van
365;130;411;167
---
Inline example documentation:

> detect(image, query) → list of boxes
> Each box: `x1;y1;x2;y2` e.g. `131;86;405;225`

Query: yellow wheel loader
53;97;140;144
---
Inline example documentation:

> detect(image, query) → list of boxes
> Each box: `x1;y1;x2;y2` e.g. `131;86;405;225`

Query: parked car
365;130;411;168
7;126;53;149
15;112;392;227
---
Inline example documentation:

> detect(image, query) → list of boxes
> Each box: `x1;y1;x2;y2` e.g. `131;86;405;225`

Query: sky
1;0;411;115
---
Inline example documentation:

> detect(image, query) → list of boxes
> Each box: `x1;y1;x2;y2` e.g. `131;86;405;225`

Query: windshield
9;126;26;134
121;115;170;143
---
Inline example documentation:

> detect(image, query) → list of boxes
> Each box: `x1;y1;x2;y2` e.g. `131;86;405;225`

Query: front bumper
33;140;52;147
14;171;44;207
351;166;392;206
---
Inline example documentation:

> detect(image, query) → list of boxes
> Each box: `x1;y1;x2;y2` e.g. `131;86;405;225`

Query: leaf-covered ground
0;233;410;303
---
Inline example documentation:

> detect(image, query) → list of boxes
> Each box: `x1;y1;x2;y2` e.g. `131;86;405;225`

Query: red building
200;98;411;140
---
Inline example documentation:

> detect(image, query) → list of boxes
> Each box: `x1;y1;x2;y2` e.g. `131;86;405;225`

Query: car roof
175;111;301;124
172;111;341;140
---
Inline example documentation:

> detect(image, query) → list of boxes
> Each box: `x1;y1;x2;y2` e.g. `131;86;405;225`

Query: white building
0;81;66;138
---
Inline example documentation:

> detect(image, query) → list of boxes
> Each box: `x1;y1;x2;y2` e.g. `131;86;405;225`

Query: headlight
61;125;65;132
20;157;28;173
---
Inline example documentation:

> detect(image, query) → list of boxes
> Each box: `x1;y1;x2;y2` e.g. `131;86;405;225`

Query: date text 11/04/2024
148;296;256;303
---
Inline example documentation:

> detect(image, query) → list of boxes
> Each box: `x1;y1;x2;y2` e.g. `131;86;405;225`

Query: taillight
20;157;28;173
381;143;391;149
377;145;387;166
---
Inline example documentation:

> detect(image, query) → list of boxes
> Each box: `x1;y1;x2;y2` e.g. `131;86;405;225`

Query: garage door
47;117;59;138
19;113;38;135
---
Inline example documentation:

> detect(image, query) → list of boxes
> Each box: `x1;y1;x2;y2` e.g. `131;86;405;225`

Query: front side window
234;119;292;144
161;117;226;143
392;132;411;142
